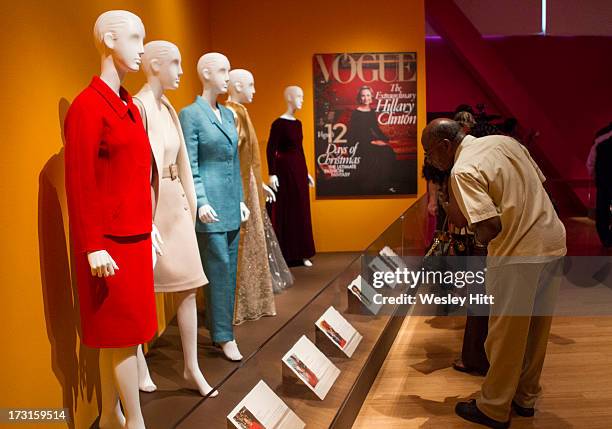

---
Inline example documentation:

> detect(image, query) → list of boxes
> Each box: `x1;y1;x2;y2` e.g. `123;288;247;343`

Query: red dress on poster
64;76;157;348
266;118;315;263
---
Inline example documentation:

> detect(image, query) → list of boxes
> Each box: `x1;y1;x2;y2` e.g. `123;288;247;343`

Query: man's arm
473;216;502;245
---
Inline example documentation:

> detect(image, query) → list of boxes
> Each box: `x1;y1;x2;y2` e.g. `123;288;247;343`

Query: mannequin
179;53;248;361
64;10;159;429
266;86;316;267
133;41;217;397
225;69;277;324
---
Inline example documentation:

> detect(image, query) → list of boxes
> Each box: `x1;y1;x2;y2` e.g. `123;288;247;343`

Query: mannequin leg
176;289;218;397
218;229;243;360
99;349;126;429
197;230;243;360
136;344;157;392
112;346;146;429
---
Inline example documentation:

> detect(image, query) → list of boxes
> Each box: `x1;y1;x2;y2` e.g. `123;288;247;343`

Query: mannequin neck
282;105;297;120
146;78;165;105
99;55;126;97
201;86;220;110
227;93;247;105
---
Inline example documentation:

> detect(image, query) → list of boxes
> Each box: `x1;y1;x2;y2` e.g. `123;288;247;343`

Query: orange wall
209;0;427;252
0;2;209;428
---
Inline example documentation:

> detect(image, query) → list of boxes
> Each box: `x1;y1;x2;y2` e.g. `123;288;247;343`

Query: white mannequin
197;52;247;361
227;69;275;203
268;85;314;267
134;41;218;398
90;10;158;429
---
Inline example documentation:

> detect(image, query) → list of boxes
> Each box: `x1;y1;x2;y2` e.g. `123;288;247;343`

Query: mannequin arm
179;109;210;207
263;183;276;202
64;100;105;252
228;106;245;148
266;121;280;181
308;173;315;188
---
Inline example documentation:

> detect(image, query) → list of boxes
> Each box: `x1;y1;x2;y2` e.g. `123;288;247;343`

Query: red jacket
65;76;152;253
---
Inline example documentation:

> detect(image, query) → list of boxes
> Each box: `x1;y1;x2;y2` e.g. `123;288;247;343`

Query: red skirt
74;234;157;348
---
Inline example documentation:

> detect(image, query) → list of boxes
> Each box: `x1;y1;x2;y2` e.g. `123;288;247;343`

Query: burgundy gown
266;118;315;262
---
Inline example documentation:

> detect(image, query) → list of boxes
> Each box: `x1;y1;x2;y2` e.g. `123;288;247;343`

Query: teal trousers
196;229;240;343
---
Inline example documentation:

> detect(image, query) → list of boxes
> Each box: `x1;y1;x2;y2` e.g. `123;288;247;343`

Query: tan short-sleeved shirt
450;135;566;265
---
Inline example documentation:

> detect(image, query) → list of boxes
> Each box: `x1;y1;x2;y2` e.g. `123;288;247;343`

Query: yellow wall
209;0;427;252
0;2;209;427
0;1;424;428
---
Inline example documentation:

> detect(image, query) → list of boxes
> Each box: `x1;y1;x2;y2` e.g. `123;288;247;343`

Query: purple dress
266;118;315;262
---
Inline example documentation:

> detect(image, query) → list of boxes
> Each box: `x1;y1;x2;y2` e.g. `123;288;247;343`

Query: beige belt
162;164;179;180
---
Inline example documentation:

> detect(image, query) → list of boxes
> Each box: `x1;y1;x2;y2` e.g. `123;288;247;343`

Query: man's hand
198;204;220;223
87;250;119;278
263;183;276;203
268;175;279;192
240;202;250;222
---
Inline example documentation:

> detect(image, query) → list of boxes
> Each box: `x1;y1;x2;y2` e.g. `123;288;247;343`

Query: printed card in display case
347;275;382;315
227;380;305;429
282;336;341;400
315;306;363;357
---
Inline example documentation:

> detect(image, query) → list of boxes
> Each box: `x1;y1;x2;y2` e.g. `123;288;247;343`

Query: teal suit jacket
179;96;243;233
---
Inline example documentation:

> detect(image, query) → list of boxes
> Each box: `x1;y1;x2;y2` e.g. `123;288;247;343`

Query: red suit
64;76;157;348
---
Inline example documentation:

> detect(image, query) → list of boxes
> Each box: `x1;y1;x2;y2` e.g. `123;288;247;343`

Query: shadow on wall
38;98;100;429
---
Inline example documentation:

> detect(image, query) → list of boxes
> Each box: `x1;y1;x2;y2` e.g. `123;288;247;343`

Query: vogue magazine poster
313;52;418;197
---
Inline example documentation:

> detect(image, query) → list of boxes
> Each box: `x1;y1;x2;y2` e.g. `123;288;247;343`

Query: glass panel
142;196;429;428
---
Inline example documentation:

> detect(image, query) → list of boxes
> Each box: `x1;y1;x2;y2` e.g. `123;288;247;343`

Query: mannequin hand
151;224;164;256
152;246;158;269
269;175;279;192
240;202;250;222
199;204;220;223
263;184;276;203
308;174;315;188
87;250;119;278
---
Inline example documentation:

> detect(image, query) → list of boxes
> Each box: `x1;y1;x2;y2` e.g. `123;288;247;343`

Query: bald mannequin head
142;41;182;90
284;85;304;110
93;11;145;73
421;118;464;171
228;69;255;103
197;52;230;94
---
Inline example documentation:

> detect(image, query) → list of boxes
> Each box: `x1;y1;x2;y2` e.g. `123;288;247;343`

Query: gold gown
226;101;276;325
